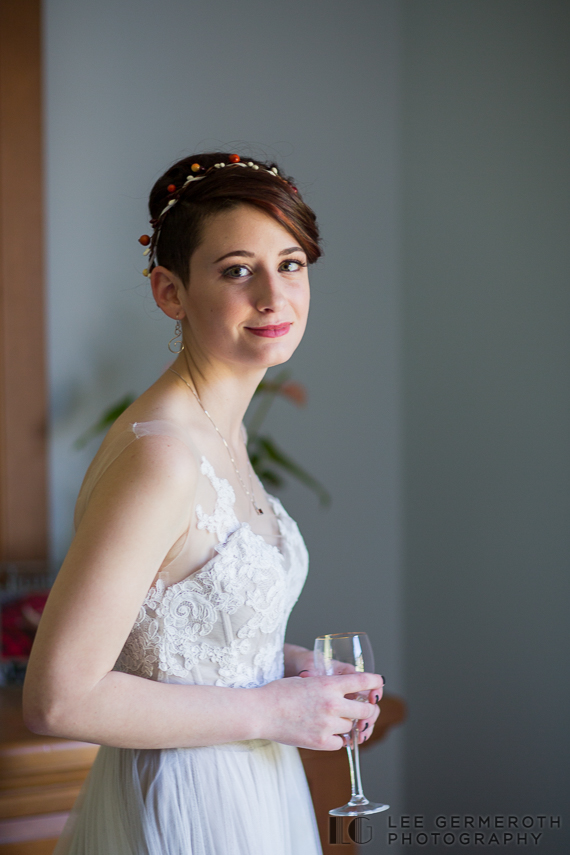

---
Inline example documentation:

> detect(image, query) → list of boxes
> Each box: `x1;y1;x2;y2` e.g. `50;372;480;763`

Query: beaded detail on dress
115;456;308;688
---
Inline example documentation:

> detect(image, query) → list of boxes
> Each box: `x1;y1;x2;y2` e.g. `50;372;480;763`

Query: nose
253;268;287;313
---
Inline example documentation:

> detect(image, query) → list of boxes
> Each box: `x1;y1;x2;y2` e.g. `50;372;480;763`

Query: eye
279;258;307;273
223;264;251;279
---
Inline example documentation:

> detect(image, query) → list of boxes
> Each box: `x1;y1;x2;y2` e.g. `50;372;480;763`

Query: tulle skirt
53;739;322;855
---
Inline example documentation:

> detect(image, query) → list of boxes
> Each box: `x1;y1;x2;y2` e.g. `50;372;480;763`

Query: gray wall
44;0;403;818
401;2;570;852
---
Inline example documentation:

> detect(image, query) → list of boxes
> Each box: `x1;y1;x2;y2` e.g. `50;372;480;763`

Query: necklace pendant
169;367;269;519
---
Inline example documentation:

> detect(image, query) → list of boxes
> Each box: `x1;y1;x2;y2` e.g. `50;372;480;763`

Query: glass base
329;799;389;817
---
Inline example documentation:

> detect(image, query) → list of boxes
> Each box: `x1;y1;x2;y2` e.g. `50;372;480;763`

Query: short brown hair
148;152;321;284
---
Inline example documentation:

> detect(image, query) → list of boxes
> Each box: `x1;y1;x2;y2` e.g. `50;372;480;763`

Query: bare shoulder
93;373;203;486
60;426;201;611
75;366;212;533
86;428;200;519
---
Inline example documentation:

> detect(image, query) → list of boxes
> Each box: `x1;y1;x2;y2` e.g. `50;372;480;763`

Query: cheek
290;290;310;345
198;297;251;353
190;290;241;325
295;285;310;323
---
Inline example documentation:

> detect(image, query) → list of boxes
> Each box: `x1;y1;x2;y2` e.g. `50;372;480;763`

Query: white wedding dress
54;420;322;855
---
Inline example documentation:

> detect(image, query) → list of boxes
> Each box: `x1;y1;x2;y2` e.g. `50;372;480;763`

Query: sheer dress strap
74;420;200;532
74;430;137;531
132;419;199;452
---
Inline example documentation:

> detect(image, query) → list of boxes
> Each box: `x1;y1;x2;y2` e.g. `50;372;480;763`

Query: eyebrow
214;246;304;263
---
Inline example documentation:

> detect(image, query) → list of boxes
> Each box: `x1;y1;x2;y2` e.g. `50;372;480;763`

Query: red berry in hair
138;234;151;246
167;184;176;193
229;154;241;163
190;163;201;172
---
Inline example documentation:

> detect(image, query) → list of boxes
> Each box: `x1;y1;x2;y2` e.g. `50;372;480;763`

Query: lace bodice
115;454;309;688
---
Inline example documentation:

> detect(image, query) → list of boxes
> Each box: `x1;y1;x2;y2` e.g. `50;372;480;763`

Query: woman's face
177;204;310;371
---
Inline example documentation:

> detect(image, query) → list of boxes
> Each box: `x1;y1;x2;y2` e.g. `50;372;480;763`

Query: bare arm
24;437;383;750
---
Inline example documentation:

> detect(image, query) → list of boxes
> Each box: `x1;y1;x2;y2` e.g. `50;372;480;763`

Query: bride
23;152;384;854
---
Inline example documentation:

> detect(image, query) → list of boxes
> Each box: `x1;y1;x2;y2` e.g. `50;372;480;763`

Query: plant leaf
246;370;290;439
252;370;290;398
74;394;136;450
257;468;284;489
251;435;331;507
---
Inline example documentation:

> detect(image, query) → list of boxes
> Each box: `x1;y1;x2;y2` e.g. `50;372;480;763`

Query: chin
258;341;301;368
246;352;294;371
236;335;300;366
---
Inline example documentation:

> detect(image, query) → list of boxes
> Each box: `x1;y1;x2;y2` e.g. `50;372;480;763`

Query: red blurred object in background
279;381;307;407
1;592;48;657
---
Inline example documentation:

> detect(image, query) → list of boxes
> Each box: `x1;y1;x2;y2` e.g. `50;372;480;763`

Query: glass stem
352;722;365;799
345;721;367;804
345;744;357;801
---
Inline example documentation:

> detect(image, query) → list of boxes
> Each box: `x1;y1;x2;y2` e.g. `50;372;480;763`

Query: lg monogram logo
329;816;374;845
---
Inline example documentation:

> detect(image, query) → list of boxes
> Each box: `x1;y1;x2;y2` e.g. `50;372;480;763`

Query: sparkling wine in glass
314;632;389;816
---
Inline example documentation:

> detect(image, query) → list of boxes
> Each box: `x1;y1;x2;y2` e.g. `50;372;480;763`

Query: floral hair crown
138;154;297;276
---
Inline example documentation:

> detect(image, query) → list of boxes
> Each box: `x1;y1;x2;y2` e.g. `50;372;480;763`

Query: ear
151;266;186;320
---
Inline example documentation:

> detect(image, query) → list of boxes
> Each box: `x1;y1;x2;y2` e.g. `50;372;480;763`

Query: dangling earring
168;319;184;353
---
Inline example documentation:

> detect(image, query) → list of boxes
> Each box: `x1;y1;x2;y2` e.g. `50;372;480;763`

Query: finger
323;659;358;676
336;672;385;694
355;724;375;744
357;703;380;728
316;733;348;752
343;698;378;720
363;703;381;724
369;685;384;705
354;727;369;747
353;720;375;745
333;662;357;675
337;733;351;751
297;669;318;678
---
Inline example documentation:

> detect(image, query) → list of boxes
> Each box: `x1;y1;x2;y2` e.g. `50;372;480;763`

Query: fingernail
364;722;369;730
375;694;380;704
380;675;386;686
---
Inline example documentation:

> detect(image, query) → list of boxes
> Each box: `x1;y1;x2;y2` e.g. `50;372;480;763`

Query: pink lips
246;323;292;338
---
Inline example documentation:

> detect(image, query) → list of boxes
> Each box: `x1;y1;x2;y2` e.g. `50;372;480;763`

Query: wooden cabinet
0;688;98;854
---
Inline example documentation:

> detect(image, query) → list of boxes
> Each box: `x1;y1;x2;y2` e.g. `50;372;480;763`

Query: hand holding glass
313;632;389;816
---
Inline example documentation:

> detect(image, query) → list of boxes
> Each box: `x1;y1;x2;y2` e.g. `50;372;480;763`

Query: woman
24;152;384;855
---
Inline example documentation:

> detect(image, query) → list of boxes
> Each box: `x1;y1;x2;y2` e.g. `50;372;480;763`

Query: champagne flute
314;632;389;816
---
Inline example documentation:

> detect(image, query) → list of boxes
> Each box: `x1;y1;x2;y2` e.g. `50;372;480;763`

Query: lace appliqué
116;459;309;690
195;457;240;543
116;606;160;679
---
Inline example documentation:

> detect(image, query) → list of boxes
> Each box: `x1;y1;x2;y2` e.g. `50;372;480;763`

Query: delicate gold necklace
169;368;264;515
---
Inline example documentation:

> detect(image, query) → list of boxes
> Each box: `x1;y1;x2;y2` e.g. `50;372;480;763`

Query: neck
170;349;266;444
